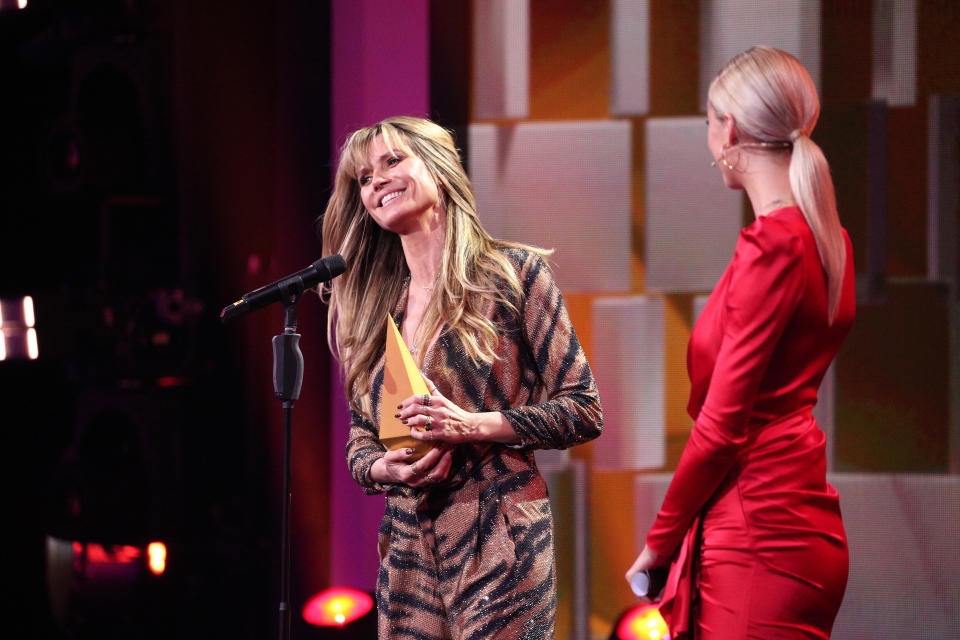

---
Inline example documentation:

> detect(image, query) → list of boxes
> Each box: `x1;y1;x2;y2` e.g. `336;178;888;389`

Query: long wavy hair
709;45;846;323
319;116;549;417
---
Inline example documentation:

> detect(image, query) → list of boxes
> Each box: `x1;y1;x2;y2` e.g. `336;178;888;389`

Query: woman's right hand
625;544;666;586
370;445;454;489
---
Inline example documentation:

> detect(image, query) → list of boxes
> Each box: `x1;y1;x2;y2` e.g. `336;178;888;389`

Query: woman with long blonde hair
320;116;602;638
626;46;855;638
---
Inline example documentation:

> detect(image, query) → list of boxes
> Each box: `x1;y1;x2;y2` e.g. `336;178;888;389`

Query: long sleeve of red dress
646;216;807;556
646;207;854;638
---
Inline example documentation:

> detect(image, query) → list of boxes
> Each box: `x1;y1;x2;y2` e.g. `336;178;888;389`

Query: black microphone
220;254;346;323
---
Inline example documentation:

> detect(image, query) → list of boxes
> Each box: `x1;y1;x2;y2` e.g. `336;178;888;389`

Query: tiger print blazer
346;248;602;639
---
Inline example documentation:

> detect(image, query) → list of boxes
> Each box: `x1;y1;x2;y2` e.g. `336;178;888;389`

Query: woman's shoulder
496;244;552;276
737;207;806;261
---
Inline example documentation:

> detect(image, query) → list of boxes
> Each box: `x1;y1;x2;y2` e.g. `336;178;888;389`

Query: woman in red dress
626;46;855;639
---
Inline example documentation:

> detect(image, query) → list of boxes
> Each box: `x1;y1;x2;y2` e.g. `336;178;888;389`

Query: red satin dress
646;207;855;639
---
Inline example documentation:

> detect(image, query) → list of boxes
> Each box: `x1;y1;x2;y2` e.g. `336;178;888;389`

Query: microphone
630;566;668;600
220;254;347;323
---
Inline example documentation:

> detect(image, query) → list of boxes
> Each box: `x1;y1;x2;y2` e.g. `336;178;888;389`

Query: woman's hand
625;544;666;586
369;445;454;488
397;377;484;445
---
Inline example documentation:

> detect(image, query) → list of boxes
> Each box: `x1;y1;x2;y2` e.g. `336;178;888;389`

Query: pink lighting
302;587;373;627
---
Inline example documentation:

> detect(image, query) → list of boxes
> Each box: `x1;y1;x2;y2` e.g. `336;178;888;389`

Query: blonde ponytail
788;131;846;322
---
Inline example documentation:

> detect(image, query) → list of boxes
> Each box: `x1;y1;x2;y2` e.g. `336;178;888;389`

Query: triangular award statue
379;313;434;460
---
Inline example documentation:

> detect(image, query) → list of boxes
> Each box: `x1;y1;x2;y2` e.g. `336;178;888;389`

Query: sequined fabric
345;248;602;639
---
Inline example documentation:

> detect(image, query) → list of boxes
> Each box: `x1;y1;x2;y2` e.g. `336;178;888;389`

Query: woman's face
707;102;740;189
357;134;441;234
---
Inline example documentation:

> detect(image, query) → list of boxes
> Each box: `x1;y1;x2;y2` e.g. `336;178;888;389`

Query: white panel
832;474;960;638
699;0;821;106
591;296;664;471
645;117;742;292
692;294;710;323
633;473;960;638
812;361;836;472
632;473;674;551
541;460;589;639
534;447;570;472
468;121;632;292
610;0;650;116
473;0;529;119
872;0;917;107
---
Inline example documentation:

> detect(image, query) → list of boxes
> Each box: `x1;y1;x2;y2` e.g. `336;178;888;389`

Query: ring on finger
424;416;433;431
421;393;431;407
409;462;421;476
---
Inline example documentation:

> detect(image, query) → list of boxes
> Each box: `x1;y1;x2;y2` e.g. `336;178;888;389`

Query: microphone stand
273;291;305;640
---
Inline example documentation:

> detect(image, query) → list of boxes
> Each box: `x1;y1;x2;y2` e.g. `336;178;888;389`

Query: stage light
18;0;28;10
23;296;35;327
303;587;374;627
147;542;166;575
0;296;39;360
27;328;39;359
611;603;670;640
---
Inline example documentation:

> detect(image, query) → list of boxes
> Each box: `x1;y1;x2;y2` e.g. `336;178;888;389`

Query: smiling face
357;135;441;234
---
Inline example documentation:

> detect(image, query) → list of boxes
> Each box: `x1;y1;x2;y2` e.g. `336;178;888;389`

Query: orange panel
649;0;700;116
529;0;610;119
631;118;647;292
589;471;642;632
664;294;693;469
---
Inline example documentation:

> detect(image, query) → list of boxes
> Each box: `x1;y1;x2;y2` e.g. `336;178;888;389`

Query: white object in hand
630;570;651;597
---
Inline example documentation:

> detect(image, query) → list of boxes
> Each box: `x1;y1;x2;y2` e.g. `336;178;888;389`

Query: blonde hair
319;116;549;416
709;45;846;323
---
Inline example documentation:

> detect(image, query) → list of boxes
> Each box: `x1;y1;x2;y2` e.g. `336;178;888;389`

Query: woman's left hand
398;377;482;444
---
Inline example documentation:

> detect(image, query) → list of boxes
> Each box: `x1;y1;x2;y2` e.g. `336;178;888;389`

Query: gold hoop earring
720;143;737;170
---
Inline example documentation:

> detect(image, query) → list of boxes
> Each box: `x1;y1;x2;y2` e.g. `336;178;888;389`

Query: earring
720;143;736;170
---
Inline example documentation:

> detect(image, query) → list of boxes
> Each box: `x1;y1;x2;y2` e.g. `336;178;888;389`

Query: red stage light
614;603;670;640
147;542;166;575
302;587;374;627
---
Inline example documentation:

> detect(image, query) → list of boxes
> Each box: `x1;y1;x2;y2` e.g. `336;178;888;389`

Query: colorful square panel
699;0;821;105
645;116;742;292
610;0;650;116
832;474;960;637
473;0;529;120
468;121;632;292
591;296;665;471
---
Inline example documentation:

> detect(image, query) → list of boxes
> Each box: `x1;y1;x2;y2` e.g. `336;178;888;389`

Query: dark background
0;1;334;637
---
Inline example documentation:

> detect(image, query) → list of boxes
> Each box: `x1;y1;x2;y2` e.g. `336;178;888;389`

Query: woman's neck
741;155;796;219
399;209;446;290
